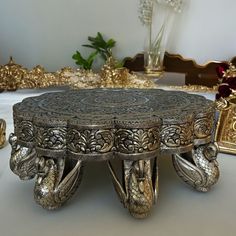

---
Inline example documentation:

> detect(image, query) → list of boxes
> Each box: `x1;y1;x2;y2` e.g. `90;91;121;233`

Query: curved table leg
34;156;83;210
9;133;37;180
108;157;158;218
172;143;220;192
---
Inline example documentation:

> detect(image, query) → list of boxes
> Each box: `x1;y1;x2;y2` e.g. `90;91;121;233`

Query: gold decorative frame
168;85;217;93
0;57;71;91
0;53;228;93
215;97;236;154
0;57;156;91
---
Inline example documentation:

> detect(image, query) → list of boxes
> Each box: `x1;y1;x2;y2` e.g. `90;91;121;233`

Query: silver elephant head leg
172;143;220;192
108;158;157;219
34;156;83;210
9;133;37;180
0;119;6;149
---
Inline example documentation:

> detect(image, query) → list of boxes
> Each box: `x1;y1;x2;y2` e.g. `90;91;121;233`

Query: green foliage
72;51;98;70
73;32;121;70
83;32;116;61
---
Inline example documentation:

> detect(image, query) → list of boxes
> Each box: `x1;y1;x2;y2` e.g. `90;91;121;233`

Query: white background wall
0;0;236;71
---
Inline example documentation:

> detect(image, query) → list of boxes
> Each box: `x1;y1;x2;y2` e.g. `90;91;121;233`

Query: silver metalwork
9;133;37;180
108;158;158;218
9;89;219;218
172;143;219;192
34;157;83;210
0;119;6;149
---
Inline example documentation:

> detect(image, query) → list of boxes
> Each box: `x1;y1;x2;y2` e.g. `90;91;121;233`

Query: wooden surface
123;52;234;87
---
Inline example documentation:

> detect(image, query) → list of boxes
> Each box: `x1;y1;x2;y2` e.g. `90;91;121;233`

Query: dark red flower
215;93;221;100
225;77;236;90
218;84;232;98
222;77;229;83
216;63;229;78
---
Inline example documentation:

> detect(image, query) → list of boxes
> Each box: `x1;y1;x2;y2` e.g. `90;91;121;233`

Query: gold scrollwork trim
0;57;71;91
168;85;217;93
0;57;155;91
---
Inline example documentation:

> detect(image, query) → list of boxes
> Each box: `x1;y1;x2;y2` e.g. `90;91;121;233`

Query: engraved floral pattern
115;128;160;154
161;123;193;148
67;129;114;154
35;127;67;150
194;116;214;139
18;120;34;142
13;89;215;156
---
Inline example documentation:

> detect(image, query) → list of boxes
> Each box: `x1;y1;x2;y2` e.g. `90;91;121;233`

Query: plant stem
149;23;152;51
148;1;155;51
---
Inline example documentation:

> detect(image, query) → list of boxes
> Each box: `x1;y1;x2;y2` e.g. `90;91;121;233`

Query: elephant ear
107;161;127;206
172;153;205;187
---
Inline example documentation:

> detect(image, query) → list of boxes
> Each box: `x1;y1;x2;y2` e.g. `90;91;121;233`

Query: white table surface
0;88;236;236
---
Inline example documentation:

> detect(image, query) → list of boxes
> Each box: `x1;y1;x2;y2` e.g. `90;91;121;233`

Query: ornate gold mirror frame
215;102;236;154
215;95;236;154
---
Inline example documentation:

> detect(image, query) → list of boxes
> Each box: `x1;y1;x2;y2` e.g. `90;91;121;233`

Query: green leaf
75;32;118;65
106;39;116;48
82;44;96;49
72;51;87;64
87;36;97;43
88;33;106;48
72;50;97;70
87;51;98;65
84;32;116;60
97;32;106;46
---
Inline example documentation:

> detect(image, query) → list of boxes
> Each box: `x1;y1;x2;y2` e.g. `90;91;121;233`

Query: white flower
138;0;155;26
138;0;183;27
156;0;183;12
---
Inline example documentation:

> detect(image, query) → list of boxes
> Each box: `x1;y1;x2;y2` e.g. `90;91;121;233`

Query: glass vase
144;3;176;77
145;47;165;76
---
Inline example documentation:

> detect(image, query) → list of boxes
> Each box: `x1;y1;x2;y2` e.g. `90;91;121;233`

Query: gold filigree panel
215;98;236;154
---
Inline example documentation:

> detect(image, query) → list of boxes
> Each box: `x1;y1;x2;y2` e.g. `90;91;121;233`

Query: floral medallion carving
194;112;214;139
18;120;34;143
35;126;67;150
67;129;114;154
115;127;160;154
161;123;194;149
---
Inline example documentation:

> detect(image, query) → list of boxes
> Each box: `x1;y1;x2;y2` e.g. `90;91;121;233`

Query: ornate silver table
9;89;220;218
